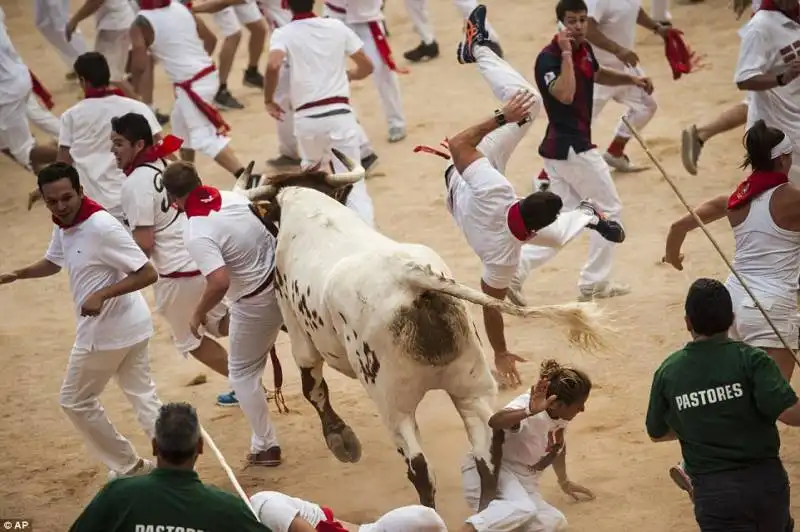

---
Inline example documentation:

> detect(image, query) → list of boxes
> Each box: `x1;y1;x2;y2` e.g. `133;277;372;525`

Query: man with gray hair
68;402;272;531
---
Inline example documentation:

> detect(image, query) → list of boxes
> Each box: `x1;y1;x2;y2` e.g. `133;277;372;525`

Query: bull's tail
402;262;615;353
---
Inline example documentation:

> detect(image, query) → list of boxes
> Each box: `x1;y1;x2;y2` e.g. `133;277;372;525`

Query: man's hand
265;101;285;121
0;272;18;285
495;351;525;387
81;291;107;316
65;19;78;41
781;62;800;86
615;47;639;67
28;188;42;210
558;479;595;501
528;377;557;414
632;76;654;94
190;311;207;339
556;28;573;53
500;89;537;124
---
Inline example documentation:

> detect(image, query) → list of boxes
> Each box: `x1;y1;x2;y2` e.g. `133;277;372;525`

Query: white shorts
171;70;230;158
0;93;35;169
729;292;799;350
95;29;131;82
155;275;229;355
212;1;263;37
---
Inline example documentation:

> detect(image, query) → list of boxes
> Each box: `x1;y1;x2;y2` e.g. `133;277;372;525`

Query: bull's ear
232;160;256;194
330;148;357;172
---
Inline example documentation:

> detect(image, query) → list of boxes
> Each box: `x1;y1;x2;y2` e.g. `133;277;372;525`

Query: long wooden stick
621;116;800;365
200;424;261;519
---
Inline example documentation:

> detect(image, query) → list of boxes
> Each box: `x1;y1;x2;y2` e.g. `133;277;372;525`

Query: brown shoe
248;446;281;467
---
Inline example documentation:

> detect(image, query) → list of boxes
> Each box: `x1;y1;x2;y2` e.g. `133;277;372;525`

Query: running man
34;0;89;78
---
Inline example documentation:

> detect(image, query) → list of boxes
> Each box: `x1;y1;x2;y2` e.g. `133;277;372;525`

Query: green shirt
68;468;272;532
645;336;798;476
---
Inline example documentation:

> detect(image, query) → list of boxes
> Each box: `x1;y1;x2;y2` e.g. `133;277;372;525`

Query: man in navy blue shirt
512;0;652;304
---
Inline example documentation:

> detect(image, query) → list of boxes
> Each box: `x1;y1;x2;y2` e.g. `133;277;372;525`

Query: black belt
239;269;275;301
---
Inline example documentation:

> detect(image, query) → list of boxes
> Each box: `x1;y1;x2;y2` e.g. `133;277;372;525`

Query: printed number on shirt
780;41;800;64
153;173;171;214
544;71;557;87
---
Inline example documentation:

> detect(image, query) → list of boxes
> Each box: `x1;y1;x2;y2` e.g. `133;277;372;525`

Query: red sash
29;71;54;110
368;21;409;74
174;65;231;136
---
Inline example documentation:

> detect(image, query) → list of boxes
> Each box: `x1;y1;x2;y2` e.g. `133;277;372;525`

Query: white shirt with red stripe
269;17;363;118
0;8;31;105
344;0;383;24
120;159;197;276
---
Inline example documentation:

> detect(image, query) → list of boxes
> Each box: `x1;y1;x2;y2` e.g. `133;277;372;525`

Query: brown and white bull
232;151;611;510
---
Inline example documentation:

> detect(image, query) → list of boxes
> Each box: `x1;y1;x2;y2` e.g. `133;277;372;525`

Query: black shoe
404;41;439;62
155;110;170;126
214;87;245;110
243;66;264;88
580;199;625;243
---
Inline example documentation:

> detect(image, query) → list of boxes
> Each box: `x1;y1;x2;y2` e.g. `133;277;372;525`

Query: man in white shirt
264;0;376;227
66;0;138;97
323;0;407;143
161;161;284;467
0;8;59;174
131;0;262;187
112;112;233;406
0;162;162;480
55;52;163;223
585;0;673;171
734;0;800;183
34;0;90;78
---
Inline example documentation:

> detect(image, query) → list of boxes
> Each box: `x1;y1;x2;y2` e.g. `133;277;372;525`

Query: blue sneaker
216;390;239;407
457;5;490;64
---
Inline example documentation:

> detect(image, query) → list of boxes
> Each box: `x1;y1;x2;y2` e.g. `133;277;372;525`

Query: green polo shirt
646;336;798;476
68;468;272;532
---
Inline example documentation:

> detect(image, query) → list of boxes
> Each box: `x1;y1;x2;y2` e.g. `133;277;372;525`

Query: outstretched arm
663;194;727;270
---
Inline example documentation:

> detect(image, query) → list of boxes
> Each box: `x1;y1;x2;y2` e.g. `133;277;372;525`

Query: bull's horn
244;184;277;201
326;148;365;186
232;160;256;193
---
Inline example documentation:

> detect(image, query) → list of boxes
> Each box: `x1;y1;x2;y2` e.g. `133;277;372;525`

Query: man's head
519;191;563;232
37;162;84;225
73;52;111;91
684;278;734;339
111;113;155;170
152;402;203;468
556;0;588;43
539;358;592;421
286;0;314;13
161;161;202;210
741;119;793;175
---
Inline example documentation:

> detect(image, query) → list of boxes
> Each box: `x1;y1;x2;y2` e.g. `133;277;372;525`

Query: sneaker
214;87;245;110
506;274;528;306
669;463;694;500
456;4;490;64
107;458;154;482
362;153;379;177
404;41;439;62
602;151;648;172
578;200;626;243
388;126;406;143
266;154;302;170
577;281;631;302
243;66;264;88
681;124;703;176
216;390;239;407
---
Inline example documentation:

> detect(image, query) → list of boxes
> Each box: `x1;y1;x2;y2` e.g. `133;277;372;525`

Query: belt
324;2;346;13
161;270;201;279
239;269;275;301
296;96;349;112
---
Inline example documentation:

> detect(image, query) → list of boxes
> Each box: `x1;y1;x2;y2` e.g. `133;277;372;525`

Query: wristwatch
494;109;507;126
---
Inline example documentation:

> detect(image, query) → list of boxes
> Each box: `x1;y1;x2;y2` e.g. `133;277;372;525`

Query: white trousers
26;94;61;139
592;66;657;141
257;0;292;27
462;460;567;532
95;29;132;83
35;0;90;69
229;287;283;453
171;72;231;158
0;93;36;170
650;0;671;21
59;338;162;474
294;111;376;226
403;0;500;44
518;148;622;289
212;1;264;37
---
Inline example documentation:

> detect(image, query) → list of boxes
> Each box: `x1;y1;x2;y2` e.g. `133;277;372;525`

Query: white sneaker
577;281;631;302
602;151;648;173
107;458;155;482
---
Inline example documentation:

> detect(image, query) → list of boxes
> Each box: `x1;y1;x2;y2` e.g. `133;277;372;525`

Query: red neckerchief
551;35;593;78
123;134;184;176
292;11;317;20
316;507;348;532
664;29;702;80
138;0;171;7
29;71;54;110
183;186;222;218
507;201;534;241
53;196;106;229
759;0;800;22
84;86;126;99
728;170;789;209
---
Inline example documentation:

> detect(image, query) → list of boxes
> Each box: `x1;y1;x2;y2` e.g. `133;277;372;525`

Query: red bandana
728;171;789;209
53;196;106;229
664;29;703;80
138;0;171;7
551;35;593;78
123;134;184;176
292;11;317;20
84;86;126;99
507;201;533;241
183;186;222;218
316;507;349;532
759;0;800;22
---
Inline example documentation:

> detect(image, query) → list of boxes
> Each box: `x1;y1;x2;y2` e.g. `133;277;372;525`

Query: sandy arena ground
1;0;798;529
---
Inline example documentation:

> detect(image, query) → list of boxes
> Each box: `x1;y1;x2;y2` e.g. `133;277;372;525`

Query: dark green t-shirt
646;336;798;476
68;468;272;532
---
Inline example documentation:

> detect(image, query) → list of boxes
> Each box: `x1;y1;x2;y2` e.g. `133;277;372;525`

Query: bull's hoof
325;426;362;463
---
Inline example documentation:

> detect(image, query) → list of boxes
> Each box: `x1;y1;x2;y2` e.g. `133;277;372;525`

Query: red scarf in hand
664;29;704;80
138;0;171;7
123;134;184;176
183;185;222;218
29;71;54;110
728;170;789;209
507;201;534;241
84;86;126;99
551;35;593;78
292;11;317;20
316;507;348;532
759;0;800;22
53;196;106;228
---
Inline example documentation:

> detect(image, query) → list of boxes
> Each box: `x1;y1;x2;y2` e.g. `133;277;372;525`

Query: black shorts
692;458;793;532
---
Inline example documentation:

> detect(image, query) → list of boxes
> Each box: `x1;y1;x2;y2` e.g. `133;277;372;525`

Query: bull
232;150;612;510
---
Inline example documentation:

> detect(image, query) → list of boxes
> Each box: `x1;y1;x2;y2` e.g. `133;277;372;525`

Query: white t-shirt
96;0;136;30
119;159;197;276
45;210;154;351
448;158;529;290
183;191;276;302
269;17;363;118
345;0;384;24
585;0;641;70
0;8;32;105
735;11;800;158
59;96;162;219
499;392;570;480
